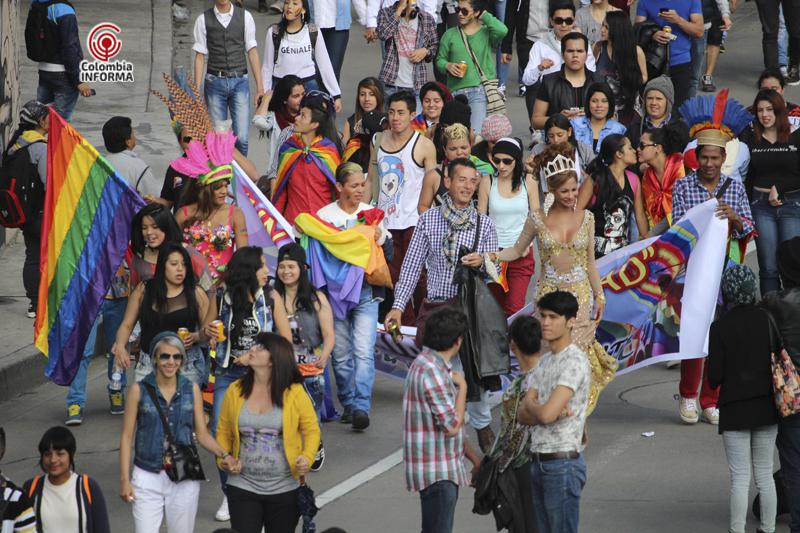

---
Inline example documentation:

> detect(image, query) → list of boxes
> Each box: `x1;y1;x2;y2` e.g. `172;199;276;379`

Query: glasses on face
553;16;574;26
494;157;515;166
182;136;192;143
637;142;658;150
158;352;184;362
458;7;472;15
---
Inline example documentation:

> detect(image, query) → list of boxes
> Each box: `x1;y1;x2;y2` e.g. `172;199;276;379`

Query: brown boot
476;425;496;454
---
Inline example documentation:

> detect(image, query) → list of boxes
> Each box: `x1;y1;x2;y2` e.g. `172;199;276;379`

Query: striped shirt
1;477;36;533
403;348;469;492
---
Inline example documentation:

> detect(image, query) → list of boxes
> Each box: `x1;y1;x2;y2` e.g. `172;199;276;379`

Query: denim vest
215;287;274;368
134;373;195;473
569;115;627;154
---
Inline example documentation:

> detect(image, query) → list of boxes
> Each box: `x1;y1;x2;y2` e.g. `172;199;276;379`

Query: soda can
459;61;468;77
211;320;226;342
177;328;190;343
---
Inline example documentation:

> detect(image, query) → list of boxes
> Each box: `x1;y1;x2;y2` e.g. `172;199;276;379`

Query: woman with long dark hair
205;245;291;520
215;332;321;533
253;75;306;182
343;77;385;144
635;123;688;232
113;243;210;385
531;113;596;196
593;11;647;126
578;134;648;257
570;82;627;154
741;89;800;295
272;91;342;223
260;0;342;110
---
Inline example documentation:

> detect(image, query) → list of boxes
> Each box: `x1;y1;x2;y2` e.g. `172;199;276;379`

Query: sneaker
340;405;353;424
679;397;699;424
214;496;230;522
26;302;36;319
701;406;719;425
498;84;507;95
664;360;680;369
780;65;789;78
65;405;83;426
701;75;716;92
719;43;725;53
787;66;800;86
109;391;125;415
476;425;496;454
311;441;325;471
518;85;527;97
351;409;370;431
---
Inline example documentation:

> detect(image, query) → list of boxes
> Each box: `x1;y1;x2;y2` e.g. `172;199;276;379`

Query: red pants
679;357;720;409
488;248;535;316
389;227;426;326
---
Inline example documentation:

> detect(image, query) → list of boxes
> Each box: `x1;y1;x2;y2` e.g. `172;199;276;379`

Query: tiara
543;154;576;180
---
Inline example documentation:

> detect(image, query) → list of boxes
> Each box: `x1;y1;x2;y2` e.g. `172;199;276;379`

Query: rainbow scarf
274;134;340;210
343;136;362;162
410;113;427;133
34;110;146;385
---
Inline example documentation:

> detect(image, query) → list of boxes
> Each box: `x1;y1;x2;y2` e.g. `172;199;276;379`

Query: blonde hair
335;161;365;184
443;123;470;144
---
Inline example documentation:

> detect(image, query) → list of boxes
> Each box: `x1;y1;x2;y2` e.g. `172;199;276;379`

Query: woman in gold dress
489;143;617;414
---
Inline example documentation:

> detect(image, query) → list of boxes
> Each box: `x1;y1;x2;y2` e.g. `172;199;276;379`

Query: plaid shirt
403;348;469;492
377;4;438;92
672;172;754;239
392;207;498;311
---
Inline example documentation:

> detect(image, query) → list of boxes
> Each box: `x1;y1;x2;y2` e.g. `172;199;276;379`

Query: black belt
208;70;247;78
530;451;580;462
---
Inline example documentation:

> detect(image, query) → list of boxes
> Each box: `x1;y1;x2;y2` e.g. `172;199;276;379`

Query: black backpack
0;142;45;228
25;0;72;63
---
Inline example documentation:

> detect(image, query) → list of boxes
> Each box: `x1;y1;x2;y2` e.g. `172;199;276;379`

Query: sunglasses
457;7;473;15
158;352;184;361
637;142;658;150
553;16;574;25
494;157;515;166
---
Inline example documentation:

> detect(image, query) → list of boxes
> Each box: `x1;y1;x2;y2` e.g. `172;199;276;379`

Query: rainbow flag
34;109;146;385
273;134;340;211
410;113;427;133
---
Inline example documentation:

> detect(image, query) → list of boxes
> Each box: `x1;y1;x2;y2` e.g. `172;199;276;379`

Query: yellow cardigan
216;381;321;479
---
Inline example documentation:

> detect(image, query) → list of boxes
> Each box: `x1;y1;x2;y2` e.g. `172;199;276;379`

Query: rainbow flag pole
34;109;146;385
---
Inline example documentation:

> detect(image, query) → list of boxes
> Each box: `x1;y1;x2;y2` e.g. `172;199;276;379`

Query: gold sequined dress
498;208;617;415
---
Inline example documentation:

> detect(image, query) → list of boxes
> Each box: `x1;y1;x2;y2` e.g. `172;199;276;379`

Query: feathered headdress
151;72;213;142
678;89;753;146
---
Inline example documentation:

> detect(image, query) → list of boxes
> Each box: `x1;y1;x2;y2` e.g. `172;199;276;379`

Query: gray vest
204;7;247;74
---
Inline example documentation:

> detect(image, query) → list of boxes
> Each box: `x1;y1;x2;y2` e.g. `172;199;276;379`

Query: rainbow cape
34;109;146;385
273;134;340;210
294;213;373;270
410;113;427;133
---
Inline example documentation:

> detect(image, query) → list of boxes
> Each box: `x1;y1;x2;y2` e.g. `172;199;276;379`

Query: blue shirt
671;172;754;239
637;0;702;66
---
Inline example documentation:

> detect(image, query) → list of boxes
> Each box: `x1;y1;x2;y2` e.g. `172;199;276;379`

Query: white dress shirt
192;4;258;54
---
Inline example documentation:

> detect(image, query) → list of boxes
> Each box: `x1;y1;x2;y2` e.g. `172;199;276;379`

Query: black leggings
22;214;42;303
227;485;300;533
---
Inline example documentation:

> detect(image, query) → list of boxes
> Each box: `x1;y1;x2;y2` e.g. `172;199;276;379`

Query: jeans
383;84;421;111
227;485;300;533
779;5;789;66
66;298;128;409
21;214;42;303
419;480;459;533
778;420;800;533
754;0;800;69
37;71;79;121
453;86;488;133
320;28;349;81
450;356;493;430
131;466;200;533
530;454;587;533
211;365;248;494
689;28;709;97
751;189;800;296
668;61;694;111
303;374;325;421
493;0;509;86
204;73;251;155
332;286;379;413
722;425;779;533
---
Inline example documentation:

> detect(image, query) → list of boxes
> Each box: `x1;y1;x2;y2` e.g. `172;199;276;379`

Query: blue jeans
779;5;788;66
493;0;509;86
204;73;251;155
420;480;458;533
383;84;421;111
449;356;493;430
689;27;709;97
453;86;487;133
778;420;800;532
530;454;587;533
66;298;128;408
37;71;80;122
303;374;325;421
331;286;378;413
751;189;800;295
320;28;349;81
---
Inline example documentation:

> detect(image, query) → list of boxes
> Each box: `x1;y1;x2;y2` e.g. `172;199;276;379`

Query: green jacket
435;12;508;92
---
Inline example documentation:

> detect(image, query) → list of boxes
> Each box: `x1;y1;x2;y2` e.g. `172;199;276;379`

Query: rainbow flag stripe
34;110;145;385
410;113;427;133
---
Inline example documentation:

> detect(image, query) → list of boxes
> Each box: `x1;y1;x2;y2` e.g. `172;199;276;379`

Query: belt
530;451;580;462
208;70;247;78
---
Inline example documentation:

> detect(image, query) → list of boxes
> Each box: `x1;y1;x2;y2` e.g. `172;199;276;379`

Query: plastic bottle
110;365;123;391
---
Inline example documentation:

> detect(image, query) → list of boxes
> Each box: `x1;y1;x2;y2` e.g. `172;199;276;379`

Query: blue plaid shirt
671;172;754;239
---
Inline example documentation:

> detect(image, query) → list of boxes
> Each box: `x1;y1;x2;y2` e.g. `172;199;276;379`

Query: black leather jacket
538;66;604;117
761;288;800;369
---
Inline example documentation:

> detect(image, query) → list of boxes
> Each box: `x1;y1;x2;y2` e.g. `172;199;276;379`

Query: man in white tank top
369;91;437;323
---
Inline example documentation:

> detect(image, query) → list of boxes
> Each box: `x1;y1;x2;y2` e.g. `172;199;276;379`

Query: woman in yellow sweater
215;332;321;533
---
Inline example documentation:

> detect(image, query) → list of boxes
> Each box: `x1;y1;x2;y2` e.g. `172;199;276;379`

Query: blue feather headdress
677;89;753;140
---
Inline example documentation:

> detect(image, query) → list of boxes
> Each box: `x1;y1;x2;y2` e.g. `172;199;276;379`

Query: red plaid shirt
377;5;438;92
403;348;469;492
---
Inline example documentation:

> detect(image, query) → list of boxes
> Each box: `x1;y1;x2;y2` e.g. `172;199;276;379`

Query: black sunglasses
637;142;658;150
494;157;515;165
457;7;472;15
553;16;574;25
158;352;184;361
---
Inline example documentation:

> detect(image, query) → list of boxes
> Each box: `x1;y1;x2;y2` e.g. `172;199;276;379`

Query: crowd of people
2;0;800;531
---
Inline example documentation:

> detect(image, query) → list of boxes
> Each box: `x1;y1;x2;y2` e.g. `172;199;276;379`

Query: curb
0;346;47;403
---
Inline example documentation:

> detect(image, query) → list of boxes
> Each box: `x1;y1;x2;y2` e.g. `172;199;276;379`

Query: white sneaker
215;496;230;521
664;360;680;369
701;407;719;425
679;397;699;424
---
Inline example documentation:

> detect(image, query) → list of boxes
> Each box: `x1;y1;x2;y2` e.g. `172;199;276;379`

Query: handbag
458;28;507;116
143;383;207;482
764;309;800;417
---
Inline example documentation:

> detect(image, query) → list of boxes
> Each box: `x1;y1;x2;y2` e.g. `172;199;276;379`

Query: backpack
0;142;45;228
25;0;72;63
272;23;318;65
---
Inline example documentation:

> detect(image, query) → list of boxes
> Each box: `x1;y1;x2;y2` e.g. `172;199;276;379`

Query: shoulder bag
764;309;800;417
458;28;507;117
143;383;206;482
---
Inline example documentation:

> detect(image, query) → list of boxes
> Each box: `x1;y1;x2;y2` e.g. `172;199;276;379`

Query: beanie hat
721;264;757;306
778;237;800;290
644;76;675;113
481;114;513;142
440;95;471;129
492;137;523;162
19;100;49;127
149;331;187;360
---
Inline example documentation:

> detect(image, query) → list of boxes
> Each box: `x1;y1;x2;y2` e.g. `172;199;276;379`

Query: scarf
440;193;476;265
275;109;295;130
273;134;340;210
410;113;428;133
643;152;685;226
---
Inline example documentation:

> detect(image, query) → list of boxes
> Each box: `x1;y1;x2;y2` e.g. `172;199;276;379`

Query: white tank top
377;131;426;230
489;177;529;248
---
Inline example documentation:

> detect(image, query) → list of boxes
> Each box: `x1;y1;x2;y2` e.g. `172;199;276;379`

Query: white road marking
316;448;404;508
